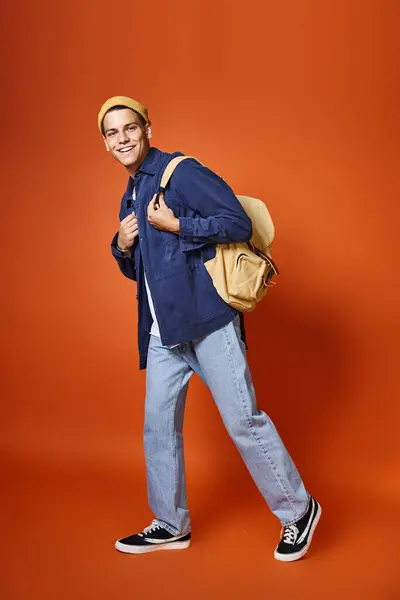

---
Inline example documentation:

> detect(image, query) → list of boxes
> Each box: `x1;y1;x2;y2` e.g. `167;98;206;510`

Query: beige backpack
159;156;279;312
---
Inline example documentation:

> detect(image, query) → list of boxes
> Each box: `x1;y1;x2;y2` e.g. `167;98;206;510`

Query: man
98;95;321;562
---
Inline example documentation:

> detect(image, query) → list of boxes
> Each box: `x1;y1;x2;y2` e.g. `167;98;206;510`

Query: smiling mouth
118;146;135;154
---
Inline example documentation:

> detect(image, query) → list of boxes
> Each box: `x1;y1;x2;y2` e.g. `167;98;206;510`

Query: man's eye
107;131;116;137
127;126;136;131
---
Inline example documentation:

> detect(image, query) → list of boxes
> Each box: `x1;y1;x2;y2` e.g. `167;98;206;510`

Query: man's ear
146;124;152;140
103;136;110;152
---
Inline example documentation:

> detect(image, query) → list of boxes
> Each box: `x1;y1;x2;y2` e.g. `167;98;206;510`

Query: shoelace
138;520;161;538
282;524;299;545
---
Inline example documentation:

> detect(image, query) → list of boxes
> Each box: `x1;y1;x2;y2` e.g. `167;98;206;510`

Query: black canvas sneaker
115;520;191;554
274;496;321;562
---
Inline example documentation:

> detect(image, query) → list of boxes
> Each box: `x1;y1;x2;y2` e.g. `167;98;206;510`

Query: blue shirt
111;147;252;369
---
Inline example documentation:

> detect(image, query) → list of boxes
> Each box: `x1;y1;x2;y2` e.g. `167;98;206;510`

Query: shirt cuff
179;217;194;241
111;232;131;258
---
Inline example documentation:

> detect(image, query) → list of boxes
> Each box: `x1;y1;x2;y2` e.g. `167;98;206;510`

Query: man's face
102;108;151;170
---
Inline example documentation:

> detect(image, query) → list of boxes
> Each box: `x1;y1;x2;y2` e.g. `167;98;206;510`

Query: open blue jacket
111;147;252;369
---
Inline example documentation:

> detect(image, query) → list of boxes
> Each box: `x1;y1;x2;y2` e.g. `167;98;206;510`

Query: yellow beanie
98;96;149;133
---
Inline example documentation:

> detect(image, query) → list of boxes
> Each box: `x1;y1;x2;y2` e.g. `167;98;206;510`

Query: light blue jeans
144;315;310;535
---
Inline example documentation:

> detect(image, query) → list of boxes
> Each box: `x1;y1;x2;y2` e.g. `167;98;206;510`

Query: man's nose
118;130;129;143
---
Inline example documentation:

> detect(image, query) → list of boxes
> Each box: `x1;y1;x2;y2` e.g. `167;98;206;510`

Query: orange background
2;1;399;598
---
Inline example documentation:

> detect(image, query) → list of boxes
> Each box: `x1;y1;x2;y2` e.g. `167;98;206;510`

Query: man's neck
127;164;139;178
126;147;151;179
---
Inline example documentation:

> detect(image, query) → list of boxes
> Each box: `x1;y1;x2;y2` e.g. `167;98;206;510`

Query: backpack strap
157;156;200;201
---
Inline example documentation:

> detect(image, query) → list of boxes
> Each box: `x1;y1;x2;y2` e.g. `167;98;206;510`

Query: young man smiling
99;95;321;562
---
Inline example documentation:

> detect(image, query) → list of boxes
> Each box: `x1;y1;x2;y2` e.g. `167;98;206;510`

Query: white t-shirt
131;189;161;338
144;273;161;338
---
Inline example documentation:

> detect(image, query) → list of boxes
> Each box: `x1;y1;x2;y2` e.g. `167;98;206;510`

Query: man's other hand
147;193;179;233
117;213;139;251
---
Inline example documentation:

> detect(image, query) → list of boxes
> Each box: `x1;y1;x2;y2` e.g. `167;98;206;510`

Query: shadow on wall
190;265;353;547
246;289;348;468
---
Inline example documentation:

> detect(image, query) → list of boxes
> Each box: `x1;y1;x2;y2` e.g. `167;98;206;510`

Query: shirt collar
125;147;161;197
136;147;161;175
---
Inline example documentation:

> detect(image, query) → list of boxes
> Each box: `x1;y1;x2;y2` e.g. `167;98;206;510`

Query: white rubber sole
274;503;322;562
115;539;191;554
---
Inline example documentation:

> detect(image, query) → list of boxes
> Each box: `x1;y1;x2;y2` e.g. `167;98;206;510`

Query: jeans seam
155;520;176;536
222;324;301;521
168;367;188;535
281;495;311;526
155;519;191;536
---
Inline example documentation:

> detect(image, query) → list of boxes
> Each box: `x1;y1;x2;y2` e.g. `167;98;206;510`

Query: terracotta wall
3;1;399;597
